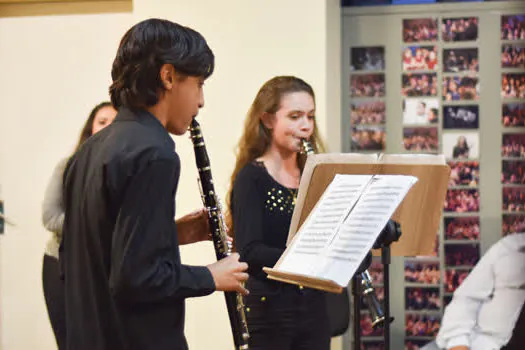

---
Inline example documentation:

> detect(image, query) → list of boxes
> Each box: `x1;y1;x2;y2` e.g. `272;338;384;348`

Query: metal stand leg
382;246;391;350
352;275;361;350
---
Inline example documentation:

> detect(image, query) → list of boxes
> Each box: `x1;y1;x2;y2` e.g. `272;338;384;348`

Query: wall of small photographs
342;2;525;350
501;13;525;237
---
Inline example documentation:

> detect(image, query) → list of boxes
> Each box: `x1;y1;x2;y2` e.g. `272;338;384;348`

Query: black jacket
60;108;215;350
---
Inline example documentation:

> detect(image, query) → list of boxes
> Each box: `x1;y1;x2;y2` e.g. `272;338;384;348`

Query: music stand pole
352;274;361;350
382;245;392;350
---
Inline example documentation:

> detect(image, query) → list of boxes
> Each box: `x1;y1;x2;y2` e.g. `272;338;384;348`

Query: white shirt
42;157;68;258
436;233;525;350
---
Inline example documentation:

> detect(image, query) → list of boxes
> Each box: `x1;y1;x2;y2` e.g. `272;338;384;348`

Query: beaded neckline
253;160;299;211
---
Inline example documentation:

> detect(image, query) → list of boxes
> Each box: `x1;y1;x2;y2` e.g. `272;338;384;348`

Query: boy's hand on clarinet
208;253;249;296
175;208;209;245
175;208;234;246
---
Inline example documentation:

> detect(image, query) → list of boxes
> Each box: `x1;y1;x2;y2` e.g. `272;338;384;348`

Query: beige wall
0;0;342;349
0;13;134;350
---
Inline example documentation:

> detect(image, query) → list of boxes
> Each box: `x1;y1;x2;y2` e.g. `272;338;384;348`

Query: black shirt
60;108;215;350
231;162;332;344
231;161;297;280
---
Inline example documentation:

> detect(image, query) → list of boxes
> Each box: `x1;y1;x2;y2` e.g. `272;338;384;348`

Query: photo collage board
349;47;388;350
501;14;525;238
347;10;525;350
350;46;387;152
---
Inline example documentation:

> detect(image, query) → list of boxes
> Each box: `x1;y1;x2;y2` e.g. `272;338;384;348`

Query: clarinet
189;118;250;350
299;139;386;328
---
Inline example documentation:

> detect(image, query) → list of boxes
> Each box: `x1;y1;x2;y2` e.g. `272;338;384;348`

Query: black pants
42;254;66;349
244;278;331;350
502;300;525;350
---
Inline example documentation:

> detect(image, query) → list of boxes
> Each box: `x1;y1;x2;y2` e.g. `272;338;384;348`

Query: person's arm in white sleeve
436;243;499;349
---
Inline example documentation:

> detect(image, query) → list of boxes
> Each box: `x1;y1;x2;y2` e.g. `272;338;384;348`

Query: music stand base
351;247;393;350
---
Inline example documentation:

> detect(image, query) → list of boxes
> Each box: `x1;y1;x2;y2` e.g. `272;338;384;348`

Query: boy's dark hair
109;18;214;109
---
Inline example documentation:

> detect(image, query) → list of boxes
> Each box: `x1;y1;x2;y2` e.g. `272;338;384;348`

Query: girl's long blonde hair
226;76;326;236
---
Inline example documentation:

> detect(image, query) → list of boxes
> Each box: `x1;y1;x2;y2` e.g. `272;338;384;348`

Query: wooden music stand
263;153;450;292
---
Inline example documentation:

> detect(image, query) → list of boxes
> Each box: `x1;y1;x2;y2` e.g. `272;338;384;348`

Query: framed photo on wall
402;18;439;43
402;73;438;97
443;131;479;159
442;17;479;42
350;74;386;97
502;188;525;212
444;217;480;241
501;14;525;41
405;260;440;285
502;133;525;158
444;189;480;213
351;101;386;125
351;46;386;71
405;313;441;337
403;98;439;125
502;73;525;99
503;214;525;236
443;105;479;129
502;44;525;69
447;160;480;187
351;125;386;151
502;103;525;127
403;127;439;152
444;242;480;266
405;287;441;311
402;46;438;71
443;48;479;72
502;160;525;185
443;76;479;101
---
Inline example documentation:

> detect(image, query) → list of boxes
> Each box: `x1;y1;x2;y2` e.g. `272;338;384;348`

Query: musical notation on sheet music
279;174;373;275
318;175;417;285
278;174;418;286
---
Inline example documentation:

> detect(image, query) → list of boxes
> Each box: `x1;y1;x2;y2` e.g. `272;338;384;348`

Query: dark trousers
43;254;66;349
244;278;331;350
502;300;525;350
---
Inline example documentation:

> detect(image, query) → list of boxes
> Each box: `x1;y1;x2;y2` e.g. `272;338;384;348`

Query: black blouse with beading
231;161;298;280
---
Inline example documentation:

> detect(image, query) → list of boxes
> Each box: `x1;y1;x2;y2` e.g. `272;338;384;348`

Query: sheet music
277;174;418;286
278;174;374;276
314;175;418;285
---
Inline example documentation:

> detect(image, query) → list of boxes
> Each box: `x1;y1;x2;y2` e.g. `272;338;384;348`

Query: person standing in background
42;101;117;349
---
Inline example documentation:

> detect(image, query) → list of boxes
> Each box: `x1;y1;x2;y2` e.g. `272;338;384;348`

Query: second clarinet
189;118;250;350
